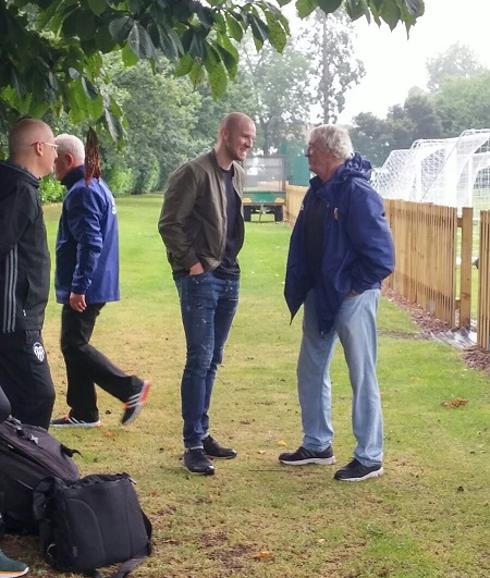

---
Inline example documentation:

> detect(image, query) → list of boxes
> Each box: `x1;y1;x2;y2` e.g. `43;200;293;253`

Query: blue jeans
175;272;239;449
297;289;383;467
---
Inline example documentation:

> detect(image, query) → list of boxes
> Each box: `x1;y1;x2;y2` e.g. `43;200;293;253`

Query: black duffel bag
33;473;152;578
0;416;80;534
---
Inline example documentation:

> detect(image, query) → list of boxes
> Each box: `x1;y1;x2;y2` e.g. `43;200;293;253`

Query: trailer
242;156;286;222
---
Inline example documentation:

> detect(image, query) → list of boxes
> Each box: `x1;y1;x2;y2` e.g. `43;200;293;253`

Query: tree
0;0;425;137
305;9;365;123
241;39;313;155
350;112;391;166
351;89;443;164
434;72;490;136
426;42;484;93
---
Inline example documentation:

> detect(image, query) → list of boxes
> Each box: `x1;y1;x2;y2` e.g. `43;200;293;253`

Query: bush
106;165;135;197
40;176;64;203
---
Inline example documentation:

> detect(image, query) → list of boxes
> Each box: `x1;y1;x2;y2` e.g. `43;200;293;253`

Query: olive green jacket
158;150;245;274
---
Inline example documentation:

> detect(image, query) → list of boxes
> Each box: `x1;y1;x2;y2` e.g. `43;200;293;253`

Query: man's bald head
215;112;255;168
9;118;54;157
218;112;254;135
8;118;57;179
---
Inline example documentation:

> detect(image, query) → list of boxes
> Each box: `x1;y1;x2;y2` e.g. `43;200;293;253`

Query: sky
335;0;490;122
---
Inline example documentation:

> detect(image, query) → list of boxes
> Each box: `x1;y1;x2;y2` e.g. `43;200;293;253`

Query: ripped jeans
175;272;239;449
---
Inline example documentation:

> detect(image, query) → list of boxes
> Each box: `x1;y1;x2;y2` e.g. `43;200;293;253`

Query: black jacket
0;161;51;333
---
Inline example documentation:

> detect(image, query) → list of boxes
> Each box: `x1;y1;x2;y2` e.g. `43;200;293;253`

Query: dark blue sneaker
279;445;335;466
202;435;237;459
183;448;215;476
334;459;383;482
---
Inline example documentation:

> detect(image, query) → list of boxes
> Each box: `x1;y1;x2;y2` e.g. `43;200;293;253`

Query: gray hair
55;133;85;162
309;124;353;160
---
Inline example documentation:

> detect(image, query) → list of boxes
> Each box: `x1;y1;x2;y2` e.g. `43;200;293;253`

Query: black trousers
61;304;143;422
0;330;55;429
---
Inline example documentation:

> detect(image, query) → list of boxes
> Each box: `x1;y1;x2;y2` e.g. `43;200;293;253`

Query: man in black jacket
0;118;57;429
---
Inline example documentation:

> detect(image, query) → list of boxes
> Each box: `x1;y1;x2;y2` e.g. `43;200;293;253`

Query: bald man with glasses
0;118;57;430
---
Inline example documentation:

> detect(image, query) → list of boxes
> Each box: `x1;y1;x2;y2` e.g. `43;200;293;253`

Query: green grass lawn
7;194;489;577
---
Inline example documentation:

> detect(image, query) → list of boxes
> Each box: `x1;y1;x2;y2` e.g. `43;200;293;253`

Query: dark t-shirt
304;191;326;282
214;167;240;279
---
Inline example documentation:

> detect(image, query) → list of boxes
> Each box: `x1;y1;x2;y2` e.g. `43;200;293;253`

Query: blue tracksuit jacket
55;166;120;304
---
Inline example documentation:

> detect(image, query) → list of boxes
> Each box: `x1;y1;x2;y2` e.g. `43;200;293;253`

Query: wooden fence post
459;207;473;329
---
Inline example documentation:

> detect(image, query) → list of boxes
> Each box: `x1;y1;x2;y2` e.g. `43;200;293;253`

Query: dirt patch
383;288;452;334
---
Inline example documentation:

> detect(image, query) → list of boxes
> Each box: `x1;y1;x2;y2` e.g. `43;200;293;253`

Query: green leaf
62;9;96;41
225;14;243;42
380;0;401;29
128;22;155;59
265;12;287;52
174;53;194;77
87;0;107;17
216;33;239;63
121;44;139;67
80;76;98;100
189;61;205;87
248;13;269;49
208;61;228;99
195;4;214;30
296;0;318;18
404;0;424;17
216;45;238;79
318;0;343;14
109;15;133;43
345;0;371;21
104;108;125;142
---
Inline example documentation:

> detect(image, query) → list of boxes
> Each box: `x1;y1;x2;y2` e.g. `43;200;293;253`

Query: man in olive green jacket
159;112;256;475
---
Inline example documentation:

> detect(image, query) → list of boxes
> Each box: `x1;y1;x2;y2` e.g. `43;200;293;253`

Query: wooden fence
384;200;473;329
478;211;490;349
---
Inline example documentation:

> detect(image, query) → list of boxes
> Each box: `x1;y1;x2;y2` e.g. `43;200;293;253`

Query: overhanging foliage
0;0;425;139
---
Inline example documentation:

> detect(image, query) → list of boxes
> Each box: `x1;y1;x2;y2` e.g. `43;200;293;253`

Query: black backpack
33;473;152;578
0;416;80;533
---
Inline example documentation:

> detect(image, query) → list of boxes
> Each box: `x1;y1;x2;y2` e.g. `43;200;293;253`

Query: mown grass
6;194;489;578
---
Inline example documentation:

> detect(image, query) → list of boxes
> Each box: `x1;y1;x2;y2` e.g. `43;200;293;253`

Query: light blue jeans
297;288;383;467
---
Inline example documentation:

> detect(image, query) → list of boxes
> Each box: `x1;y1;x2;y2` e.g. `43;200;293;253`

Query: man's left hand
69;292;86;312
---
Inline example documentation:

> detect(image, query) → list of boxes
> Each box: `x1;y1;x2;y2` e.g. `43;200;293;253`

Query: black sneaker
51;415;101;428
279;445;335;466
0;549;29;577
334;459;383;482
121;380;151;425
183;448;215;475
202;435;237;459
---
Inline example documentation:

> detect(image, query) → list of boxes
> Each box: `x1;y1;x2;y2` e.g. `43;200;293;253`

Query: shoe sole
121;380;152;425
335;467;384;482
51;421;101;428
181;463;215;476
205;453;237;460
0;567;29;577
279;456;336;466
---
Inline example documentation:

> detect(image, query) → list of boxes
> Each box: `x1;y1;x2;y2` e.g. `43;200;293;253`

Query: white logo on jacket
33;342;46;362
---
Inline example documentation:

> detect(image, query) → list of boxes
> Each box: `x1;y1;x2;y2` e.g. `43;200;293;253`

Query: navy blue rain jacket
284;153;394;334
55;166;120;304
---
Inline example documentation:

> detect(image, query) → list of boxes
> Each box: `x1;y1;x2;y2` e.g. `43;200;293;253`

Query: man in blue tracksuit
279;124;394;482
50;134;150;429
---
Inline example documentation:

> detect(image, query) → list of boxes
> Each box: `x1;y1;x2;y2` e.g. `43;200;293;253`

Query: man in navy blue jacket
50;134;150;428
279;124;394;482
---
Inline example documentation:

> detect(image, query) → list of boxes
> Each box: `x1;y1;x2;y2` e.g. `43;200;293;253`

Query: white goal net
372;129;490;214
